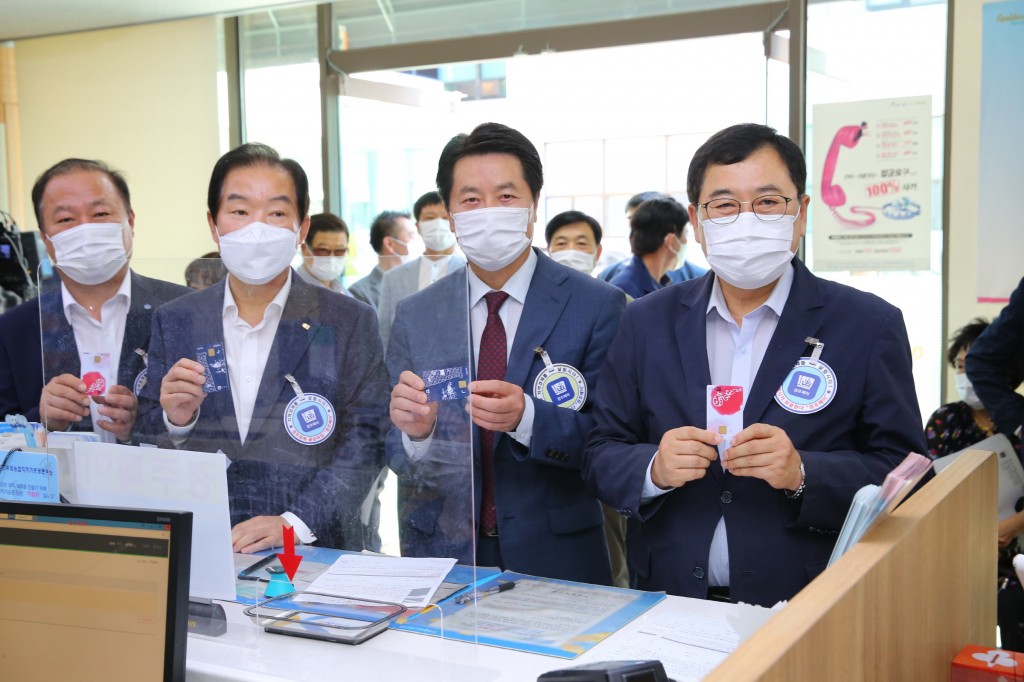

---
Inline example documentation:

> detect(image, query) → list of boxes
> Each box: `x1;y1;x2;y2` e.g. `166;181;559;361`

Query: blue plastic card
421;366;470;403
196;343;230;393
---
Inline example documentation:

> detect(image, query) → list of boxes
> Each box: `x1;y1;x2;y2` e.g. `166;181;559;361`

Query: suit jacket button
720;491;733;504
693;566;705;579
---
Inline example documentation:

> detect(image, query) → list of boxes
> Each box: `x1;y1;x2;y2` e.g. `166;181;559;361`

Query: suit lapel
675;276;715;429
118;272;155;386
247;275;321;436
505;254;570;390
38;280;79;384
744;261;824;424
192;281;240;443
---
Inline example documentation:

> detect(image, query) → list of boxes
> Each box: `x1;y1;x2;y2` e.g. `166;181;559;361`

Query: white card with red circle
707;384;744;452
81;351;112;396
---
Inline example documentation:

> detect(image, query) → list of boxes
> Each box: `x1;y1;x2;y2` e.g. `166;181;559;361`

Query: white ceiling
0;0;317;42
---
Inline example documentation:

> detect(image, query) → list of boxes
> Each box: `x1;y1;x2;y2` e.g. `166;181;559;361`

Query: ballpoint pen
454;581;517;605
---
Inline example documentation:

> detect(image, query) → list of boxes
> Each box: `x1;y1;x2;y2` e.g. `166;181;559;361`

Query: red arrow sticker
277;525;303;582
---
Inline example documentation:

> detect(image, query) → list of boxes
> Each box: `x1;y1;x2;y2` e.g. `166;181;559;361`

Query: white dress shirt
403;248;538;456
61;274;131;443
417;254;455;290
164;275;316;543
642;264;795;587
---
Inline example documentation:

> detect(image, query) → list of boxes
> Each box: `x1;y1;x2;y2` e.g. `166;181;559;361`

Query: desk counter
187;595;737;681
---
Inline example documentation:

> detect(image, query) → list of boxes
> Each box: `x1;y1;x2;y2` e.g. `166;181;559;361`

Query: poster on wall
977;2;1024;303
811;96;932;272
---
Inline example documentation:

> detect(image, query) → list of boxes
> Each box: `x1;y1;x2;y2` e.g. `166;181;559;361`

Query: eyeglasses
698;194;800;225
311;247;348;257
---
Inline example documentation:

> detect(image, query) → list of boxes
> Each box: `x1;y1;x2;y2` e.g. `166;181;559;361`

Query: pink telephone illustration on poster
811;96;932;272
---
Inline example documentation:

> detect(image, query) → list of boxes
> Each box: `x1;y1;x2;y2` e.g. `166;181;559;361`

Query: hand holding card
389;370;440;440
160;357;210;428
707;385;744;471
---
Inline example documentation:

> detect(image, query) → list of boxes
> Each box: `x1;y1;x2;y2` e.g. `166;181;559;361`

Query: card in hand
81;351;112;396
707;384;744;462
421;366;470;402
195;343;230;393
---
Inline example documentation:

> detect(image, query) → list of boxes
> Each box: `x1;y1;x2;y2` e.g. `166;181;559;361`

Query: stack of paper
302;555;457;609
828;452;932;566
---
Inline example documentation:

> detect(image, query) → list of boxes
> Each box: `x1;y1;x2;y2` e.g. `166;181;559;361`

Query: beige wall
945;0;1012;401
15;17;221;286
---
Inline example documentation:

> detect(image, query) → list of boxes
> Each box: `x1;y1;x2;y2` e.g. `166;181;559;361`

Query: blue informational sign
978;2;1024;300
0;451;60;503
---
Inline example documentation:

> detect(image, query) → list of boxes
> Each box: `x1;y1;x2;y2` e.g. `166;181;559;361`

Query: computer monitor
0;229;43;301
0;501;192;682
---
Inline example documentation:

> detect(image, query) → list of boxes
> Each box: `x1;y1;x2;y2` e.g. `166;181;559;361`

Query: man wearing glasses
295;212;351;295
583;123;927;607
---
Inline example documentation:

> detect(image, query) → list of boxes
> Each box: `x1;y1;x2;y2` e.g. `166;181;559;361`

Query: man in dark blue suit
137;143;388;553
388;123;626;584
967;276;1024;439
609;196;695;300
598;191;707;285
584;124;927;607
0;159;188;442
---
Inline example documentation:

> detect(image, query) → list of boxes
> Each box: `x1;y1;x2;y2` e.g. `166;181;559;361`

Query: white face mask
389;236;425;265
217;221;299;286
307;255;346;283
49;222;131;286
452;206;532;272
550;248;596;274
955;373;985;410
419;218;456;252
667;233;688;271
700;210;798;289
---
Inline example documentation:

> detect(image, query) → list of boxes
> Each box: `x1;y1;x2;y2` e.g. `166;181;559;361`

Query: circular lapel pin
531;347;587;411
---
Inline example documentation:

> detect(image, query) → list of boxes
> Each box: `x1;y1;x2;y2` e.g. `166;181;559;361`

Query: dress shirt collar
223;273;292;328
60;270;132;323
707;260;795;325
467;247;537;308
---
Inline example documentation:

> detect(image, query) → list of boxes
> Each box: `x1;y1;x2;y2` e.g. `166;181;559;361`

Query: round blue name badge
133;368;148;397
283;393;336;445
532;364;587;411
774;358;838;415
531;347;587;411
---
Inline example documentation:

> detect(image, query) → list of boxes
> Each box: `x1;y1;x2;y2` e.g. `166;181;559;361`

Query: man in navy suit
584;124;927;607
609;196;694;299
0;159;188;442
137;143;389;553
388;123;626;584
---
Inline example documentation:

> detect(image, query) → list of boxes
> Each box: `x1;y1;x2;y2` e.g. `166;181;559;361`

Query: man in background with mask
598;192;707;285
609;196;690;299
387;122;626;584
295;212;351;295
584;123;927;607
349;210;417;310
377;191;466;350
137;143;389;554
545;210;603;275
544;207;631;587
0;159;188;442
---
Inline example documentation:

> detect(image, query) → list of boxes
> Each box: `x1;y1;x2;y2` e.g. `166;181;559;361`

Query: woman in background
926;317;1024;651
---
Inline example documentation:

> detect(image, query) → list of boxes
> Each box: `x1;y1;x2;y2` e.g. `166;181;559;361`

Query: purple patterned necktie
477;290;509;536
